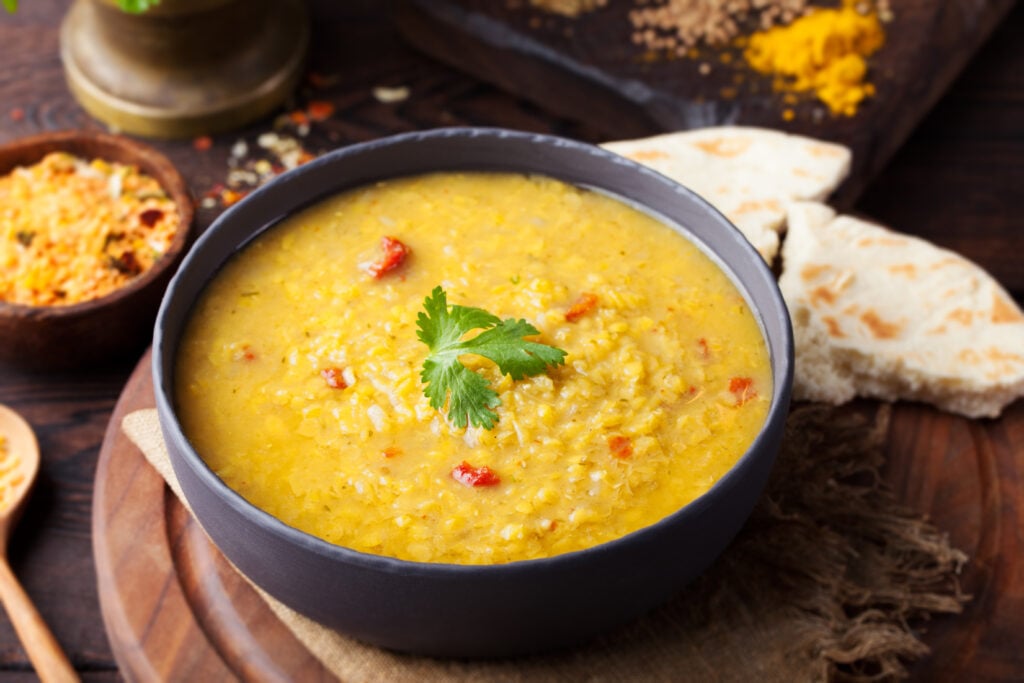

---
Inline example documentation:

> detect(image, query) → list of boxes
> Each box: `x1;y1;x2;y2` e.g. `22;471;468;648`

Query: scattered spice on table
372;85;411;104
743;0;885;116
515;0;608;17
0;152;179;306
199;97;333;210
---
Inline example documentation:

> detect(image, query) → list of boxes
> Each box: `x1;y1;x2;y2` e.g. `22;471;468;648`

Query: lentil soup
175;172;771;564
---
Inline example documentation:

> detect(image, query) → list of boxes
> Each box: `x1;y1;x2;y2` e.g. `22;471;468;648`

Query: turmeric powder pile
744;0;886;117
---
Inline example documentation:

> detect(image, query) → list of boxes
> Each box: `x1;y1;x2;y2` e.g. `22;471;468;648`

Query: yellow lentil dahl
175;172;771;565
0;152;179;306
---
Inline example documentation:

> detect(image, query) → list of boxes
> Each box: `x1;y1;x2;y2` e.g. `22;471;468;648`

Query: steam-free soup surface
176;172;770;564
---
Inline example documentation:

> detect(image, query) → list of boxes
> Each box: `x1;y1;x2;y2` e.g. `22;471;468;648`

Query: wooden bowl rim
0;129;195;319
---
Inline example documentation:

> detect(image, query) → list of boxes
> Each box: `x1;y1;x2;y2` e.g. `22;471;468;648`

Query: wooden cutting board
395;0;1016;208
93;352;1024;681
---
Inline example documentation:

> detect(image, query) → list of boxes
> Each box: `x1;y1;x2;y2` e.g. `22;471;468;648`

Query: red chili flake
565;292;599;322
697;337;711;361
729;377;756;405
320;367;349;389
9;107;24;121
307;72;341;89
296;150;317;166
236;344;257;361
221;189;248;207
382;446;402;459
289;110;309;126
608;435;633;459
107;250;142;276
139;208;164;227
364;236;410;278
307;100;335;121
192;135;213;151
451;461;501;487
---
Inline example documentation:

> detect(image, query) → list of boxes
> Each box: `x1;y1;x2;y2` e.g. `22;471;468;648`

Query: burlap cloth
122;404;967;682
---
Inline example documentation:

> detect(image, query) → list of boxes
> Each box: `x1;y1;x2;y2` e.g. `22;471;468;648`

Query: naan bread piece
602;127;851;263
780;201;1024;418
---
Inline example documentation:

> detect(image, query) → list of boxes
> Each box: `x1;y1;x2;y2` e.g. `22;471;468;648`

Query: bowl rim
0;129;195;317
154;126;794;576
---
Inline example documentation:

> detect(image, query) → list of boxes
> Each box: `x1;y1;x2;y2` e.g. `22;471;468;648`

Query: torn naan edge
601;127;851;263
780;201;1024;418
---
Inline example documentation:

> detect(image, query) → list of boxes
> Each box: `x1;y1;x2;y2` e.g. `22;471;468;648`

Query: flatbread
779;201;1024;418
601;127;851;263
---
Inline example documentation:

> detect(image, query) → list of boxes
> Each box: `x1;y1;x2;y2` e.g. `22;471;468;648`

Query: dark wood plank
395;0;1015;209
856;9;1024;296
883;403;1024;681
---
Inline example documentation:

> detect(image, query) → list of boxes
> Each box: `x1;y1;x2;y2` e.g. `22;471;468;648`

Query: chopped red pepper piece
565;292;599;322
451;461;501;487
192;135;213;151
697;337;711;361
108;250;142;276
221;189;248;207
382;446;402;459
364;236;410;278
306;100;335;121
320;367;349;389
139;208;164;228
729;376;756;405
608;435;633;458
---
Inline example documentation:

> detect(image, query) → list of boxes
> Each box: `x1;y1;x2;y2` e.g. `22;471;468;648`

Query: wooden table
0;1;1021;680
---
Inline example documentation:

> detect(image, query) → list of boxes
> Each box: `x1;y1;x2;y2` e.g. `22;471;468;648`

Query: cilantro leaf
417;286;567;429
4;0;158;11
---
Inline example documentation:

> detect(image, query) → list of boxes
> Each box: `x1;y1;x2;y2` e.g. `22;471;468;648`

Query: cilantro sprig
4;0;157;11
416;286;567;430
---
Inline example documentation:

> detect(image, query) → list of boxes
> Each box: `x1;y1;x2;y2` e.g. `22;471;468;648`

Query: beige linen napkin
123;405;966;682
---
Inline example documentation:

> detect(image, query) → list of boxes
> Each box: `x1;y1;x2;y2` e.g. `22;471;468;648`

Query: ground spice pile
744;0;885;116
523;0;890;117
629;0;811;52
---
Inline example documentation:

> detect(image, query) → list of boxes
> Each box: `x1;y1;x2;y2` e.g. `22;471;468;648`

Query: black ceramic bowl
153;128;793;658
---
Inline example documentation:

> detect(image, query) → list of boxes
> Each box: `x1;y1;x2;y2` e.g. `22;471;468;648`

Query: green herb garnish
4;0;157;12
416;285;567;430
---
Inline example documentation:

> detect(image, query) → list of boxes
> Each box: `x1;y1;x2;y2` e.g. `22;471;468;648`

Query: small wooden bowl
0;131;194;371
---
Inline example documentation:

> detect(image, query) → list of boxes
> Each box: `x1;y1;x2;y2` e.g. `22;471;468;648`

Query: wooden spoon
0;404;79;683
